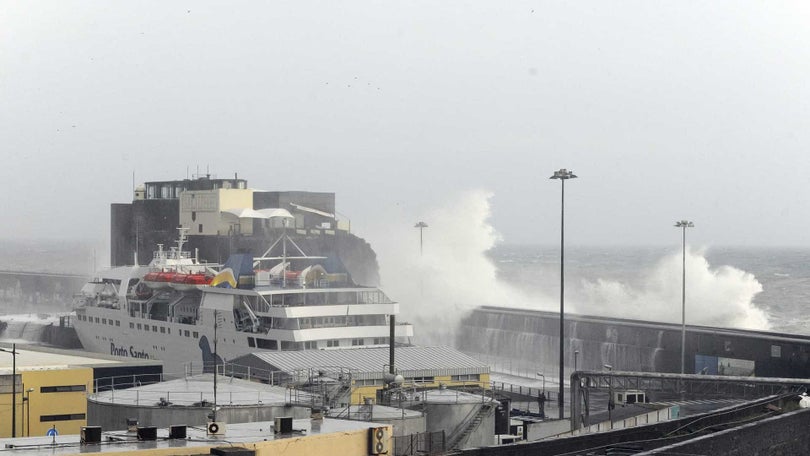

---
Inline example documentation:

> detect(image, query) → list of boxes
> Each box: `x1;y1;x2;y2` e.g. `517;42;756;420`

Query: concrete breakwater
0;270;85;348
458;306;810;379
0;270;87;313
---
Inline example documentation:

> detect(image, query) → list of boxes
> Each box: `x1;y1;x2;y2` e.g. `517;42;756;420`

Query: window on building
152;325;157;332
40;413;86;422
352;338;364;346
115;320;120;327
193;331;198;338
198;224;203;233
451;374;480;382
41;385;86;393
327;339;340;347
137;323;142;330
130;322;135;329
160;327;166;333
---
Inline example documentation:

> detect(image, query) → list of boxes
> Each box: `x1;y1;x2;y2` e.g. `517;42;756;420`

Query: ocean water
1;235;809;339
368;192;810;345
489;244;810;336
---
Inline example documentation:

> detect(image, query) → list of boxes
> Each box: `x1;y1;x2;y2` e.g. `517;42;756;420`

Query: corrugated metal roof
234;346;489;380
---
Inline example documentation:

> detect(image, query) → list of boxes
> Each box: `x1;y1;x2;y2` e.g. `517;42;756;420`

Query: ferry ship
72;226;413;374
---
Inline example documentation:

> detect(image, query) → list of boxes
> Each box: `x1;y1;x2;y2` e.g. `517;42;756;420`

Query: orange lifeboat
171;272;213;290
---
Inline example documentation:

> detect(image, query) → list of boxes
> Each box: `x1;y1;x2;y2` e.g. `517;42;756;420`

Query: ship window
160;327;165;333
248;337;255;348
130;322;135;329
280;341;301;350
256;338;277;350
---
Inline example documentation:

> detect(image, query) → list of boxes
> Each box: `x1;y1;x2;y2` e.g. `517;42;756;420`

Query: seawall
458;306;810;378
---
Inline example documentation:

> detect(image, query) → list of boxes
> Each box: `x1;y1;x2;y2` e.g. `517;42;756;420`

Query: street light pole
675;220;694;375
604;364;614;428
414;222;428;256
550;168;577;420
24;388;33;437
0;344;18;437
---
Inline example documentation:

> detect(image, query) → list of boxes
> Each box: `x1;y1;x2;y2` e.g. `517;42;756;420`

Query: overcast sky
2;1;809;248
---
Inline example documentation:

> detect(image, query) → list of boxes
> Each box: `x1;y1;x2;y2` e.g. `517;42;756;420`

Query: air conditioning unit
137;426;157;441
368;426;390;455
80;426;102;445
207;421;226;436
169;425;187;439
274;417;293;434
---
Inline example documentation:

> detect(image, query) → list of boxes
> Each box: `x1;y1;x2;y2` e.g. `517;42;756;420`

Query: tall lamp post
550;168;577;419
0;344;18;437
414;222;428;256
675;220;694;374
23;388;33;437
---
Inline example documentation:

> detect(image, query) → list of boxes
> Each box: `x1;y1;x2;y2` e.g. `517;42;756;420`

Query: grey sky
2;1;809;247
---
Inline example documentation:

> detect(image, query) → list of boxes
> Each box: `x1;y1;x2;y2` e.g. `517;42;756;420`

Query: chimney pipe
389;315;395;374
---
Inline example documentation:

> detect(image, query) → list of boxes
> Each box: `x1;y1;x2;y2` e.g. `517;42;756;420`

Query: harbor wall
458;306;810;378
0;271;86;313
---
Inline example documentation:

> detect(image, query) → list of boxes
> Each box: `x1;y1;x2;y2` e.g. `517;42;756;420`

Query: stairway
447;402;495;450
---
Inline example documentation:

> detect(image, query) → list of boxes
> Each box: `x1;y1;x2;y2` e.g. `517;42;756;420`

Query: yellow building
179;188;256;236
0;344;161;439
0;419;391;456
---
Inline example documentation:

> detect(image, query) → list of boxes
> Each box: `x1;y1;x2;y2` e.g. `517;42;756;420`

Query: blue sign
46;428;58;437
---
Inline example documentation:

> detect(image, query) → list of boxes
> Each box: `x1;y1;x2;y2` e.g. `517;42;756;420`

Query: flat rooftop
0;418;379;454
0;344;160;374
91;373;315;406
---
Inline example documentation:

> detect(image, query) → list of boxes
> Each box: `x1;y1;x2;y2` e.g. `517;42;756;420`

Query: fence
393;431;445;456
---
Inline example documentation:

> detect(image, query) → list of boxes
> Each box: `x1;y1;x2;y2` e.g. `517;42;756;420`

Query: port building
0;344;160;438
230;345;491;405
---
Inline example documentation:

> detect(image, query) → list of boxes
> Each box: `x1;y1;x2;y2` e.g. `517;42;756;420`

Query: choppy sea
1;239;808;337
490;245;810;336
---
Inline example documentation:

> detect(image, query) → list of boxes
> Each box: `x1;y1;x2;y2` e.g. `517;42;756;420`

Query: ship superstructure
73;227;413;374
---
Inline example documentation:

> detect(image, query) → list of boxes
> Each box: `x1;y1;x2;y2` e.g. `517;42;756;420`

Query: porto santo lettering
110;343;150;359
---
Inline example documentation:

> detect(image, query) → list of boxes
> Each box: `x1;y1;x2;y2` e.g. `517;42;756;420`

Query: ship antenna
282;217;288;288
